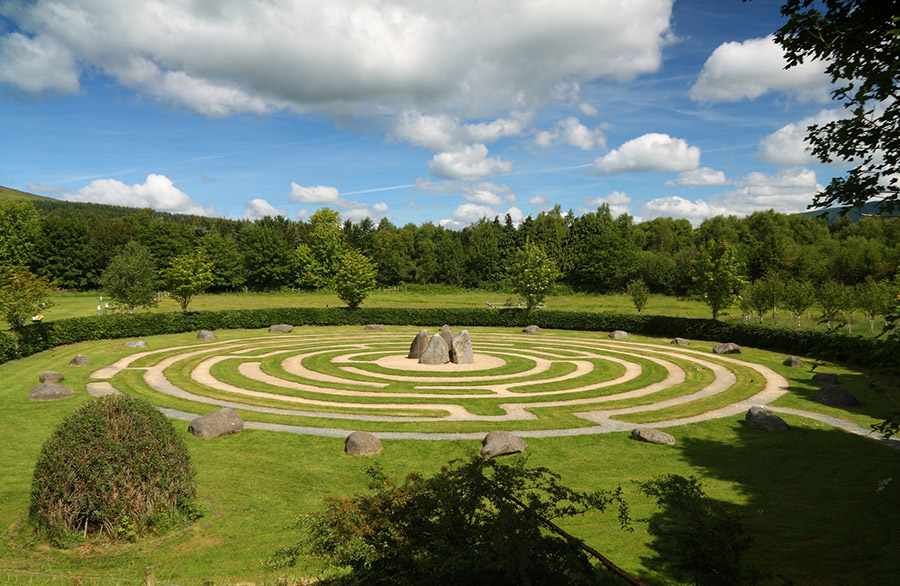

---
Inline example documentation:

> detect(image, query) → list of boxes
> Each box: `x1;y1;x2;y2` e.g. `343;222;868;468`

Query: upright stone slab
745;406;789;431
408;329;430;359
523;325;540;334
197;330;217;340
815;384;860;407
69;355;91;366
419;334;450;365
481;431;527;458
609;330;628;339
439;324;453;347
345;431;383;456
631;427;676;445
783;356;803;368
188;408;244;439
39;371;64;384
269;324;294;333
450;330;474;364
713;342;742;354
28;383;74;401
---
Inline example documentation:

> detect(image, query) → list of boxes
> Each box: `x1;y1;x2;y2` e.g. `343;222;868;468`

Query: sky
0;0;849;228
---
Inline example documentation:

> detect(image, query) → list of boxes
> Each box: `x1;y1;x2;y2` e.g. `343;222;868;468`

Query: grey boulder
713;342;742;355
481;431;527;458
630;427;676;445
419;334;450;365
269;324;294;333
609;330;628;339
345;431;383;456
671;337;690;346
124;341;147;348
439;324;453;347
39;370;64;384
450;330;474;364
197;330;217;340
523;325;540;334
69;355;91;366
364;324;385;331
783;356;803;368
812;372;838;385
745;406;789;431
28;383;74;401
815;384;860;408
188;408;244;439
408;329;430;359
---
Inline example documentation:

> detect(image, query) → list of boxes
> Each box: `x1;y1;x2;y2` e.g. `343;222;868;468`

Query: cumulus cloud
719;167;823;215
415;179;515;205
690;35;831;103
640;196;732;226
534;117;605;150
65;174;213;215
529;195;550;206
0;0;674;117
428;144;513;180
579;102;599;117
287;184;341;204
665;167;729;187
757;109;845;165
286;182;388;221
388;112;529;152
439;204;524;229
243;198;285;220
583;191;631;216
595;133;700;174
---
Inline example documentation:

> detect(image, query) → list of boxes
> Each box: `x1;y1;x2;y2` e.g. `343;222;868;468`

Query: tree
294;208;348;290
626;278;650;314
855;278;896;332
0;265;55;328
508;241;560;310
100;241;159;313
240;221;294;290
745;275;785;325
333;249;377;309
34;210;100;290
162;249;214;313
783;279;816;328
0;200;41;267
198;232;245;292
775;0;900;213
816;280;849;331
268;456;631;586
692;239;744;320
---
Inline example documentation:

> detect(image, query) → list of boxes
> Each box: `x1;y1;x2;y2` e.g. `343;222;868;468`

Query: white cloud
428;144;513;180
534;117;604;150
690;35;831;103
243;198;285;220
416;179;515;205
579;102;599;117
757;109;845;165
0;0;675;117
439;204;523;229
66;174;213;215
665;167;729;187
718;167;823;215
389;112;529;152
287;184;341;204
529;196;550;206
595;133;700;174
583;191;631;216
640;196;732;226
286;182;389;221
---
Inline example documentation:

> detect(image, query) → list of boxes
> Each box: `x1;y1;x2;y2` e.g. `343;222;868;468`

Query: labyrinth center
86;329;799;439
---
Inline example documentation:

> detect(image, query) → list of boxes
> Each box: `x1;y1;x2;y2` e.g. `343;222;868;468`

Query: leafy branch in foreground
269;455;632;586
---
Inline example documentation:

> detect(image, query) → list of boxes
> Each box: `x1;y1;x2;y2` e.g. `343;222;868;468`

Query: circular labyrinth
83;328;883;441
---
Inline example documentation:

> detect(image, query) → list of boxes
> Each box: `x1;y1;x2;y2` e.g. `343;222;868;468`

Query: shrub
29;394;197;543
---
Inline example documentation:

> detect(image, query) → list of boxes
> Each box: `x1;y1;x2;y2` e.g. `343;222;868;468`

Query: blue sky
0;0;847;227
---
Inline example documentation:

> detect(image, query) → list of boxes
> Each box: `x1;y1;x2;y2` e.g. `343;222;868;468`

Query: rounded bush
29;394;197;542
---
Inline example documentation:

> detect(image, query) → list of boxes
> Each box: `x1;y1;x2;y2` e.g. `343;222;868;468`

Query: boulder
364;324;385;331
39;370;64;384
269;324;294;333
197;330;217;340
345;431;383;456
812;372;838;385
815;384;860;408
670;337;690;346
188;408;244;439
481;431;527;458
745;406;789;431
419;334;450;365
450;330;474;364
522;325;540;334
124;341;147;348
439;324;454;347
28;383;74;401
783;356;803;368
713;342;742;355
630;427;676;445
69;355;91;366
408;329;430;359
609;330;628;339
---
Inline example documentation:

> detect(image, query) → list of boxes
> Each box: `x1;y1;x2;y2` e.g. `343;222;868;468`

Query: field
2;310;900;585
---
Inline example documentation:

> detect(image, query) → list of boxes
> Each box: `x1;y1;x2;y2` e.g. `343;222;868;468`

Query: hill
0;185;54;202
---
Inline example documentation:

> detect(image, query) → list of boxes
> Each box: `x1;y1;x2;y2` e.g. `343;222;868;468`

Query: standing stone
815;384;860;407
419;334;450;365
481;431;527;458
609;330;628;339
188;408;244;439
408;329;430;359
124;341;147;348
745;406;790;431
671;337;690;346
523;325;540;334
450;330;474;364
631;427;676;445
28;384;74;401
812;372;838;385
364;324;385;331
783;356;803;368
345;431;383;456
69;355;91;366
713;342;742;354
269;324;294;333
39;371;64;384
197;330;217;340
439;324;453;347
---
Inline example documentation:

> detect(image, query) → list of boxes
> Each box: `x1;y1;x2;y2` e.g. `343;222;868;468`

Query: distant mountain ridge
0;185;53;201
801;201;892;222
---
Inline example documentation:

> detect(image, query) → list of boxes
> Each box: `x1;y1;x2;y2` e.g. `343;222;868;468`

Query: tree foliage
508;241;560;310
626;278;650;314
0;199;40;267
692;239;745;320
333;249;377;309
0;264;55;328
295;208;348;290
161;249;214;312
269;456;630;586
100;240;159;313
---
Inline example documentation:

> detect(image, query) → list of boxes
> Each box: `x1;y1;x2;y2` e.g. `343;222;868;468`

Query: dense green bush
29;395;197;543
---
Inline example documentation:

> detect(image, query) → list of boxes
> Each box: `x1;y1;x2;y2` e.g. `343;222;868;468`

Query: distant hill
0;185;54;202
801;201;892;222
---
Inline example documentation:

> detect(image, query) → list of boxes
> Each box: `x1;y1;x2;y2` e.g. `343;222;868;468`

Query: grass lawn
2;325;899;585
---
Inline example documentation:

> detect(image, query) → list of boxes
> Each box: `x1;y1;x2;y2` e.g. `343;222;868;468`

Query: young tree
692;239;744;320
508;241;560;311
0;265;55;328
100;241;159;313
626;278;650;314
162;249;214;313
746;276;786;325
333;249;377;309
816;280;849;331
783;279;816;329
294;208;348;290
855;278;896;332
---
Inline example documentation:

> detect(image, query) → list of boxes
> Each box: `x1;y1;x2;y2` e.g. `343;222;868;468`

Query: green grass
1;326;899;585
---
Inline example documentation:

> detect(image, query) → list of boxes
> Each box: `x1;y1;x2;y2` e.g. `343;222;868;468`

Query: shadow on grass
634;419;900;586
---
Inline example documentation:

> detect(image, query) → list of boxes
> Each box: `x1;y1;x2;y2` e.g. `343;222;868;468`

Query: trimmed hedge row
2;307;897;369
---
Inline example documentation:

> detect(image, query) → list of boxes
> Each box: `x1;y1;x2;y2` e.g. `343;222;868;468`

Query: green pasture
1;326;899;585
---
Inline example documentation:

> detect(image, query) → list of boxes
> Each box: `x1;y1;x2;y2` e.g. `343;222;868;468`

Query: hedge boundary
2;307;897;369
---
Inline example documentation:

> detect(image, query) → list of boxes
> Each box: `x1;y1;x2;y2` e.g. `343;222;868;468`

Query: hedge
1;307;897;369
